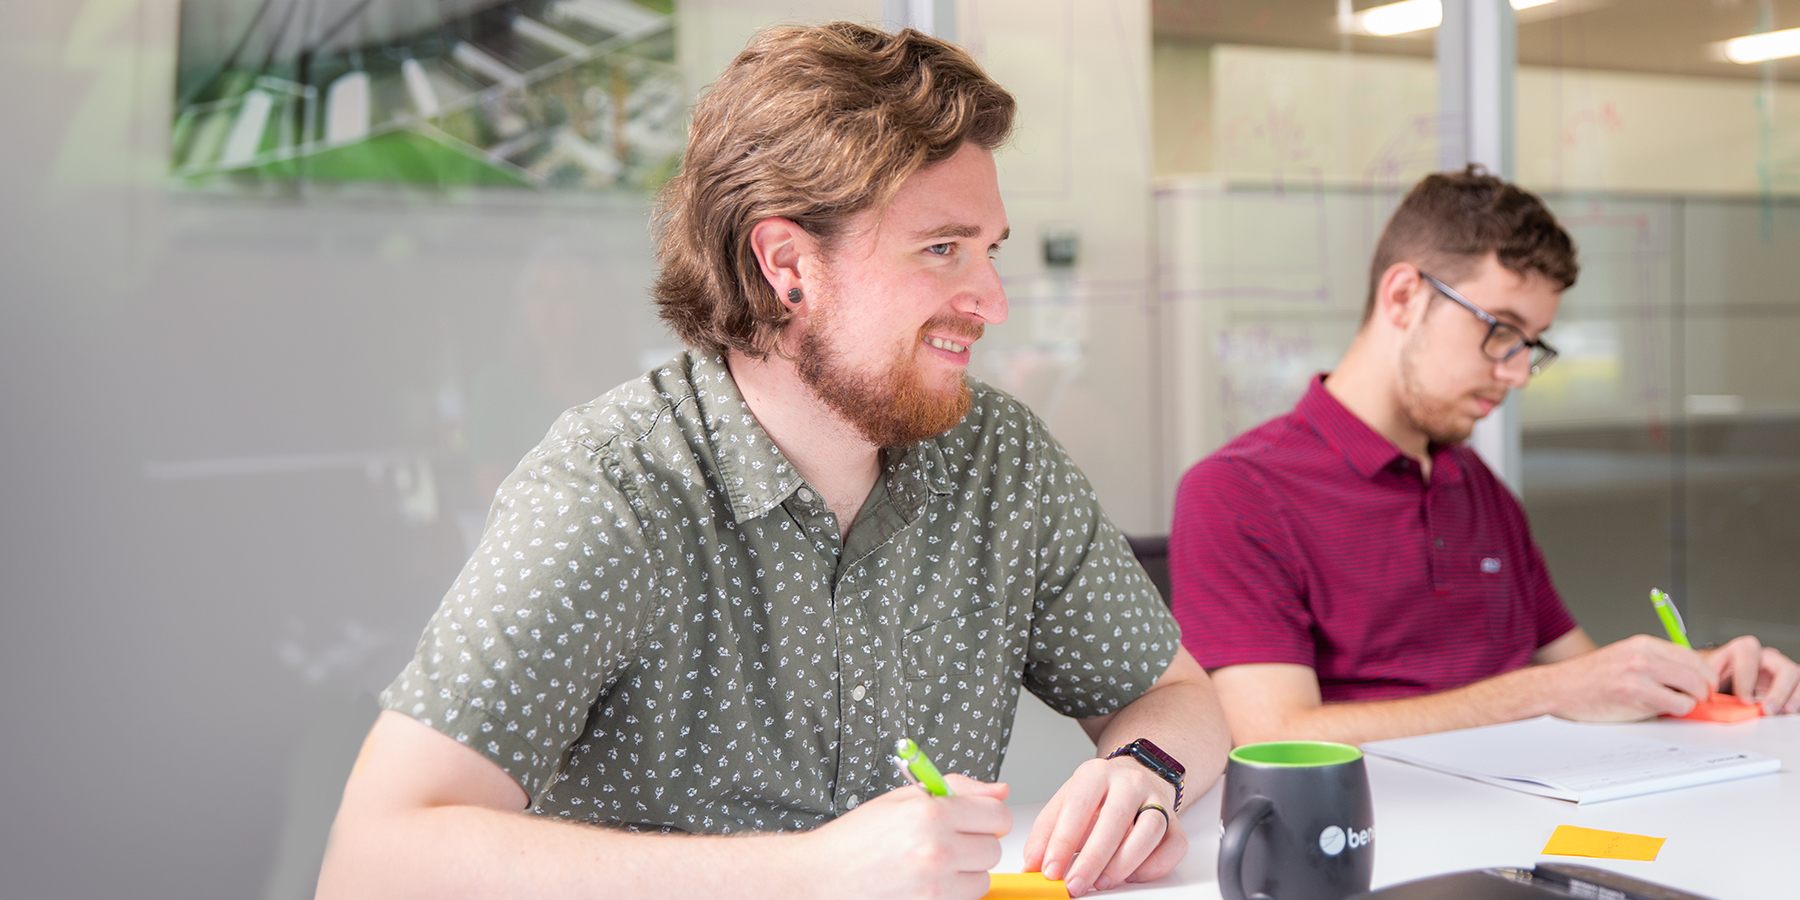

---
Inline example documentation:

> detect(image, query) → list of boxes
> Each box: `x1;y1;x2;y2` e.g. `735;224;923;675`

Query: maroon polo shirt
1169;375;1576;702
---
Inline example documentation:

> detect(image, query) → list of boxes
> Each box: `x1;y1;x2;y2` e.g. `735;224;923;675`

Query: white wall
1157;41;1800;196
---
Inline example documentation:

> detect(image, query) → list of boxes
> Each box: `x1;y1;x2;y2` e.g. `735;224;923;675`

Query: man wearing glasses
1167;166;1800;746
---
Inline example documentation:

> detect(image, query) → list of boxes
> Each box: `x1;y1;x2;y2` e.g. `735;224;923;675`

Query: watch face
1137;739;1185;777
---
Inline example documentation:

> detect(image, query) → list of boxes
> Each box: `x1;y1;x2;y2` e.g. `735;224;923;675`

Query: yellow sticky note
1542;824;1667;862
982;872;1070;899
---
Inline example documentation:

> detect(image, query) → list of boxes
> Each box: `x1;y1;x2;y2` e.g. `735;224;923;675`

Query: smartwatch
1107;738;1186;812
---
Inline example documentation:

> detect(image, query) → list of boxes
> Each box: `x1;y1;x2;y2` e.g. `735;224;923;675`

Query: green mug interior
1229;740;1362;768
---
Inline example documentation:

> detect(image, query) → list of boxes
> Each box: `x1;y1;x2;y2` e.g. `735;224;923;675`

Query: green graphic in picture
172;0;681;192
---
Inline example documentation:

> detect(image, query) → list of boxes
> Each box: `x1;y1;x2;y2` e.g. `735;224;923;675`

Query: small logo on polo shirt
1481;557;1502;574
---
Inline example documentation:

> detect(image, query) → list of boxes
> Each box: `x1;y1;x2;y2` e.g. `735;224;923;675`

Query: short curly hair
651;22;1016;358
1365;165;1579;324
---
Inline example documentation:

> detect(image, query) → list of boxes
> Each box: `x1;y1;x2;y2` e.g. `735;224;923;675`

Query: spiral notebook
1360;716;1780;804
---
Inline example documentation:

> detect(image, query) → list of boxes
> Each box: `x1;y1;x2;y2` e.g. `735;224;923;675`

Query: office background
1;1;1795;898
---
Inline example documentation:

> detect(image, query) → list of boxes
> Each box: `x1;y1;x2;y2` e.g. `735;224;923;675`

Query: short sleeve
1018;414;1181;718
380;422;660;800
1168;456;1318;671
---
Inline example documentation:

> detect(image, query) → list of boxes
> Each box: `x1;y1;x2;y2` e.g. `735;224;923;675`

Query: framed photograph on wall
170;0;682;193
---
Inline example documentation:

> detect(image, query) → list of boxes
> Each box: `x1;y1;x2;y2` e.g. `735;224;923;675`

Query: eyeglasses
1419;272;1559;376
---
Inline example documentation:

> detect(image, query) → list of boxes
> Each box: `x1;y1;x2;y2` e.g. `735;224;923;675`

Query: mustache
920;315;984;344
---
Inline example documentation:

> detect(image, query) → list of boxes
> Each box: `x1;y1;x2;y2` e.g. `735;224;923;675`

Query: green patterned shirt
383;350;1179;833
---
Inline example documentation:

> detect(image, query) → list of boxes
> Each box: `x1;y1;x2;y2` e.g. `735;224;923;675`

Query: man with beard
318;23;1228;900
1166;166;1800;747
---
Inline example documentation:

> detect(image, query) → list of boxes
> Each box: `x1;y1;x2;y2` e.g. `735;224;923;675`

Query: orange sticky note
1670;693;1763;723
982;872;1070;899
1542;825;1666;862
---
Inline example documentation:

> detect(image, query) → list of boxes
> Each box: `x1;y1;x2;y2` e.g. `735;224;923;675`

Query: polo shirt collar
1297;374;1466;485
685;350;948;524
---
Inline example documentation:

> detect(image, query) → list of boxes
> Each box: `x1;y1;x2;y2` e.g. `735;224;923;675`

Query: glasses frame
1418;272;1559;376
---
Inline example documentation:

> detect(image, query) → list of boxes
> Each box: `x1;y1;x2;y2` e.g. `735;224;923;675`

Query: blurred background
1;1;1796;897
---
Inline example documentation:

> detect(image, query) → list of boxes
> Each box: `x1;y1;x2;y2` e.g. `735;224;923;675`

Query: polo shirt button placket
1431;534;1448;592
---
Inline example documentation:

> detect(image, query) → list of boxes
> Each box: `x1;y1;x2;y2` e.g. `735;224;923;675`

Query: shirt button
846;793;861;809
1434;538;1444;548
797;487;816;504
852;684;867;702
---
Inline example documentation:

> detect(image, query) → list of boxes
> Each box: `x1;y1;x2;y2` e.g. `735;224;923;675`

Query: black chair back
1125;535;1172;608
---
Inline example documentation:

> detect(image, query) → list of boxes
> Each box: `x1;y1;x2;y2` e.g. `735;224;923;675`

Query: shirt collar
886;434;954;520
1296;374;1465;485
684;350;950;524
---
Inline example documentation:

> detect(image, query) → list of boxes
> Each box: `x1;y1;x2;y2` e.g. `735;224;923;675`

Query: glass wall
1152;3;1438;492
1514;2;1800;652
1151;1;1800;657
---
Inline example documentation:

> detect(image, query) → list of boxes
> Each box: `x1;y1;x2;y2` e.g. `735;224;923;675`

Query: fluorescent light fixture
1357;0;1440;36
1724;26;1800;64
1352;0;1556;36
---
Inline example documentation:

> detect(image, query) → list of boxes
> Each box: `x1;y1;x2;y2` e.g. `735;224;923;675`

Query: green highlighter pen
894;737;954;796
1650;588;1692;648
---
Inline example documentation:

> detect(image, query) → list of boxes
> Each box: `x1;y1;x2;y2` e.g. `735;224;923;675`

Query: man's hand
802;775;1012;900
1702;635;1800;715
1539;633;1716;721
1022;756;1188;896
1022;755;1187;897
1016;649;1225;896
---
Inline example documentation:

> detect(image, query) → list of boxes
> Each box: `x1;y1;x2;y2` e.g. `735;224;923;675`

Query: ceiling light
1724;27;1800;64
1357;0;1440;36
1351;0;1557;37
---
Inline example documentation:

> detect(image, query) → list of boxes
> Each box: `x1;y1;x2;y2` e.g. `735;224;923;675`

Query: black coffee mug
1218;741;1374;900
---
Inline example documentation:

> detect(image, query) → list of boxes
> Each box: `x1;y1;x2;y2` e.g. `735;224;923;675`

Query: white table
997;715;1800;899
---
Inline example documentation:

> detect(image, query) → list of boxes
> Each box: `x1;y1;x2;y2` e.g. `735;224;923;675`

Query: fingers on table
1059;787;1142;890
1759;647;1800;714
1127;816;1188;884
1020;793;1064;872
1723;636;1763;701
1035;778;1104;881
1094;806;1174;890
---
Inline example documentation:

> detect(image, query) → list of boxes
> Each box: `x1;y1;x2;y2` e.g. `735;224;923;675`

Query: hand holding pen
796;736;1011;900
1655;588;1800;715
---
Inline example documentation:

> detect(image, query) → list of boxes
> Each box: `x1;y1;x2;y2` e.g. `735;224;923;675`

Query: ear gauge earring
786;287;803;306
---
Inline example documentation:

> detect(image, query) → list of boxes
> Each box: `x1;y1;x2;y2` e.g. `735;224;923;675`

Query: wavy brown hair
652;22;1016;358
1364;165;1579;324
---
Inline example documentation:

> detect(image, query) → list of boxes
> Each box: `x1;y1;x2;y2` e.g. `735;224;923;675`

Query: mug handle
1218;795;1276;900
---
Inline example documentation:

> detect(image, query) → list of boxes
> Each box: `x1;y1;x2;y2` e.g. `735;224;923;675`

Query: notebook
1360;716;1780;804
